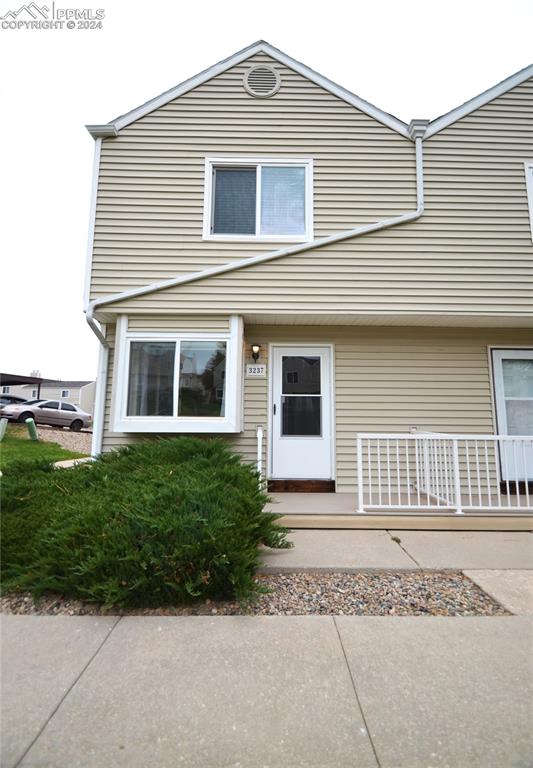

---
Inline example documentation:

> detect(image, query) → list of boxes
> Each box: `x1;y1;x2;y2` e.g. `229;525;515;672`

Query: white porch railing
356;432;533;514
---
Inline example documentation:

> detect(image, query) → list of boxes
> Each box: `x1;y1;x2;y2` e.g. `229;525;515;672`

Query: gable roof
86;40;410;139
425;63;533;137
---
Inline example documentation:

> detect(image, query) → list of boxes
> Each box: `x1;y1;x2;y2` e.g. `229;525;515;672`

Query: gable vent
243;65;281;98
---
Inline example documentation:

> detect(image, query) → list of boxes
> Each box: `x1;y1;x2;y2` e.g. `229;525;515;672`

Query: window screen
212;168;256;234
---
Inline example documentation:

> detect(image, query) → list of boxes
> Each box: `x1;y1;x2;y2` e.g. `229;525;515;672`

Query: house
84;41;533;527
3;378;95;412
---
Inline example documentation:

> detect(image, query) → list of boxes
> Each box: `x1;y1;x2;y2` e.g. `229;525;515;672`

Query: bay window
115;317;242;433
204;157;313;242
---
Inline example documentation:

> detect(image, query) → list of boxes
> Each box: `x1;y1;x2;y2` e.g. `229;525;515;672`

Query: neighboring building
5;379;95;413
84;41;533;523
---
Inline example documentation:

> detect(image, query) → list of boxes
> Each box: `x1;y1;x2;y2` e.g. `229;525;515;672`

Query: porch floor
267;493;533;530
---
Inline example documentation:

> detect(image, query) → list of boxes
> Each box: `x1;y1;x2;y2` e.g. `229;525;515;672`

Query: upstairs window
204;158;313;242
61;389;70;398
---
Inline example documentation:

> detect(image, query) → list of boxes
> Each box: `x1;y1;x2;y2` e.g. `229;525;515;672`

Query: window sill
203;234;312;244
113;417;240;434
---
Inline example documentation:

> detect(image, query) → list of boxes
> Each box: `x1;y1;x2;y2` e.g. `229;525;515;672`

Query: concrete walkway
260;530;533;572
2;614;532;768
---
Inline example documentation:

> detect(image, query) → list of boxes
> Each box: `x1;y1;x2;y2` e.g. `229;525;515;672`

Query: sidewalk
2;614;532;768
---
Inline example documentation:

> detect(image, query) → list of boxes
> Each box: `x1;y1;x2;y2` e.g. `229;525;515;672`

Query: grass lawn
0;425;88;471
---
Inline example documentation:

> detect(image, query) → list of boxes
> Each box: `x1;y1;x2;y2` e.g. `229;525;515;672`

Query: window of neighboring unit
31;389;38;398
525;162;533;240
204;158;313;241
2;386;10;394
126;340;227;419
61;389;70;398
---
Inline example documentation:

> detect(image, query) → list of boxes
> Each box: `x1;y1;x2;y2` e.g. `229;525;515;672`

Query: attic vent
244;65;281;98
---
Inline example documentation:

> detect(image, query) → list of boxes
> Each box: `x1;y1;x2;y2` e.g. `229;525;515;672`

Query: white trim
83;138;101;309
524;161;533;241
268;343;335;480
89;138;424;315
491;347;533;436
60;390;70;399
88;41;409;138
113;315;243;433
202;157;314;242
426;64;533;138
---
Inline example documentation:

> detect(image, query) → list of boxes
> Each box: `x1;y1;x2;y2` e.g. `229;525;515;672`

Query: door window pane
178;342;226;417
282;356;320;394
282;396;321;436
502;359;533;398
505;400;533;434
127;342;175;416
61;403;76;412
40;401;59;409
260;166;305;235
213;168;256;234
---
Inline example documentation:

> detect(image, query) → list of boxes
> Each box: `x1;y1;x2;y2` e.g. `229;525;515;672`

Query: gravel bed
0;571;507;617
35;425;92;455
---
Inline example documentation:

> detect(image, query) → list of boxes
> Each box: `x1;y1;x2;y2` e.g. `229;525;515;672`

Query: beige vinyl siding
101;322;533;491
126;314;230;331
106;77;533;320
91;52;414;301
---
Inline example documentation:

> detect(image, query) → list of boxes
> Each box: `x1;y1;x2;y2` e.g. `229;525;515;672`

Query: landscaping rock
0;571;507;617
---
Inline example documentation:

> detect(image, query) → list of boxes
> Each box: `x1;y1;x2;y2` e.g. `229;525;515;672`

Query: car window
61;403;76;412
24;400;44;405
40;401;59;409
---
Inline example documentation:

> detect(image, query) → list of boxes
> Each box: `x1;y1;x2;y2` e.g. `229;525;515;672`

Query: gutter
84;118;428;455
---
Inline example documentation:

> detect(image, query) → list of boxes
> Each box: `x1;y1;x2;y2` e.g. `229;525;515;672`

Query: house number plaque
246;364;267;378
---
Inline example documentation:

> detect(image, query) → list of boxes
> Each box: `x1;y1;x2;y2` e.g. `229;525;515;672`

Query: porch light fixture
251;344;261;362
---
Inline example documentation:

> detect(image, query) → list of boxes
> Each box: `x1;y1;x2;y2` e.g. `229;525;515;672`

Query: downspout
86;305;108;457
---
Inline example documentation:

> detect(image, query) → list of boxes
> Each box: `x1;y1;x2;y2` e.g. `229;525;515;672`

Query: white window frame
203;157;314;243
491;348;533;435
61;389;70;398
2;386;10;394
31;389;38;398
525;161;533;241
113;315;243;434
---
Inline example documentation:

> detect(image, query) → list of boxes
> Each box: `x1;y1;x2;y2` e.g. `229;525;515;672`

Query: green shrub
1;438;290;606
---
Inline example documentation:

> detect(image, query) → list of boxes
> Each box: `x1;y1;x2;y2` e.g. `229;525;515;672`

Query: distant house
4;379;96;413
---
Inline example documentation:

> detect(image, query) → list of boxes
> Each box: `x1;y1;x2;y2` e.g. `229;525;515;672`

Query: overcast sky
1;0;532;380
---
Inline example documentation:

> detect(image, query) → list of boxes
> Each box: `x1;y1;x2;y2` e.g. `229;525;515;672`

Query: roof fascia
426;63;533;138
86;40;410;139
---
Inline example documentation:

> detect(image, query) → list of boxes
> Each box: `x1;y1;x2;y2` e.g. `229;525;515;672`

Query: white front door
271;346;333;480
492;349;533;481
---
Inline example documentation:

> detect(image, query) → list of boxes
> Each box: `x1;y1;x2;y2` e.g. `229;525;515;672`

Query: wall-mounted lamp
251;344;261;363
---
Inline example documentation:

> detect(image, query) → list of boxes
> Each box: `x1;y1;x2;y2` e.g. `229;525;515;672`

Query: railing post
452;438;463;515
356;435;365;513
256;424;264;484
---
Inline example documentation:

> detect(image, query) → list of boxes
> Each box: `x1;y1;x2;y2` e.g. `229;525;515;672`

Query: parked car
0;395;28;406
0;400;92;431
